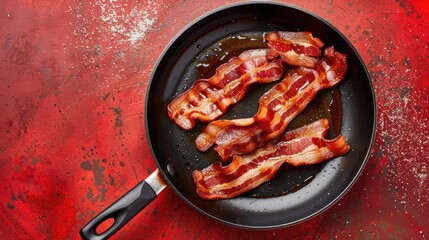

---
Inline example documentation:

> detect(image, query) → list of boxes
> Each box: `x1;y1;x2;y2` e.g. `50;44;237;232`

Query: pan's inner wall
145;2;375;228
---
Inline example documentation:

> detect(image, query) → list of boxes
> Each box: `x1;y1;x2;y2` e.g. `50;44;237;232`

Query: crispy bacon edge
195;46;347;162
167;49;284;130
265;31;324;68
192;119;350;200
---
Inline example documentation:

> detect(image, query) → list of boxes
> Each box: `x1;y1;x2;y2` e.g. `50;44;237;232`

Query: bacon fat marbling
192;119;350;200
265;31;324;68
195;46;347;162
167;49;284;130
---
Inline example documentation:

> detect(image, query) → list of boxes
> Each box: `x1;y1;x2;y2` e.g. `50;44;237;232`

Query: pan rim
144;1;377;229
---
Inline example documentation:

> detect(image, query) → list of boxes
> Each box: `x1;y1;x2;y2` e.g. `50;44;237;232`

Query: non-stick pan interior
145;2;375;228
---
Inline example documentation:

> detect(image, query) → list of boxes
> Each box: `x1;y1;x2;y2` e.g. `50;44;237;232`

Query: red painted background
1;0;428;239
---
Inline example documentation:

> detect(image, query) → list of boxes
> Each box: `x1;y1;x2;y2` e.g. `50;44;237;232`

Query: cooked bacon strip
195;46;347;162
192;119;350;200
265;31;324;68
167;49;284;130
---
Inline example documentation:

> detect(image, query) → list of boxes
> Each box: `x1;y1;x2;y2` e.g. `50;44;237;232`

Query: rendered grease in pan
167;163;176;176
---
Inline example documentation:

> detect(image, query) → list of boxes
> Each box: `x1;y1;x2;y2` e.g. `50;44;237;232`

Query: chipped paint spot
86;187;96;203
80;160;92;171
7;202;15;209
81;159;107;202
102;92;110;101
109;107;123;128
108;174;114;186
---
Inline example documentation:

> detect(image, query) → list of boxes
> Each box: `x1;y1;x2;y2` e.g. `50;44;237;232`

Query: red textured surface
1;0;428;239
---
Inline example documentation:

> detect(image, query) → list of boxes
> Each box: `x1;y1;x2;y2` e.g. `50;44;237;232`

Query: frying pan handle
80;169;166;240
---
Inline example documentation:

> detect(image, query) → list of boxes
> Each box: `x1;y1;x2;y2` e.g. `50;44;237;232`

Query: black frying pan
80;2;376;239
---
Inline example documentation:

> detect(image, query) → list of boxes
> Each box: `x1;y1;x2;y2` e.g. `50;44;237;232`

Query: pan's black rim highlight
144;1;376;229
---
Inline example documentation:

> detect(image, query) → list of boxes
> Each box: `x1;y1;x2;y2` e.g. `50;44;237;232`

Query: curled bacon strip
192;119;350;200
167;49;284;130
195;46;347;162
265;31;324;68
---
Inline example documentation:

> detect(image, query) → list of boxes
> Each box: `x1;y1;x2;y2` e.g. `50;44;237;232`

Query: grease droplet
167;164;176;176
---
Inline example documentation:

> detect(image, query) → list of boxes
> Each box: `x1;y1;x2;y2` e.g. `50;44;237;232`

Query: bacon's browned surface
195;46;347;162
192;119;350;200
167;49;284;130
265;31;324;68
